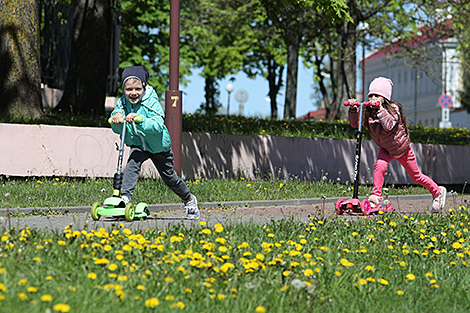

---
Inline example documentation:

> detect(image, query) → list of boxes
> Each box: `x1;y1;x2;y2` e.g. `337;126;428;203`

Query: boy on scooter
110;65;199;219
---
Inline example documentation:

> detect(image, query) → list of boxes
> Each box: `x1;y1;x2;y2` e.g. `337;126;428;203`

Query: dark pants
121;147;191;202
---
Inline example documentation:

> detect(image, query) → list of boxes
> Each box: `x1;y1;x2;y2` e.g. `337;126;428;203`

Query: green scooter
91;115;149;221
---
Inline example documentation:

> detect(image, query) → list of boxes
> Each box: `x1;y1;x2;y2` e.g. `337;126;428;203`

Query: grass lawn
1;207;470;312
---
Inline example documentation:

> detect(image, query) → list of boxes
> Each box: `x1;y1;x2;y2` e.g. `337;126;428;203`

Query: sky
178;60;319;119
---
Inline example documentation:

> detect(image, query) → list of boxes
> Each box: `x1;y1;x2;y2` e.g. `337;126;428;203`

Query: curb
0;194;433;217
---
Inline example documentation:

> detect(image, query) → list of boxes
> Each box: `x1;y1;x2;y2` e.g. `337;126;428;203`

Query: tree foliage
260;0;350;119
180;0;261;115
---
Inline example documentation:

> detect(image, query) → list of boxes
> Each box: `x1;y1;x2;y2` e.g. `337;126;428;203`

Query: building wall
0;123;466;185
364;37;470;128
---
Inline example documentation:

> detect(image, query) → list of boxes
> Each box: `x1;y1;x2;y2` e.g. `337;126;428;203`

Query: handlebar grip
108;116;143;124
343;101;380;107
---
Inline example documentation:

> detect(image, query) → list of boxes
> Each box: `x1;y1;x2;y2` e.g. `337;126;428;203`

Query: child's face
124;78;144;104
368;94;384;106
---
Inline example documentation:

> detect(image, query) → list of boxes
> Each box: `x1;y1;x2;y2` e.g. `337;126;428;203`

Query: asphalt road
0;193;466;232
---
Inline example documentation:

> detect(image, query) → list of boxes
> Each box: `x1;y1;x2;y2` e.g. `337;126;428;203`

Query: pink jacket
348;103;410;157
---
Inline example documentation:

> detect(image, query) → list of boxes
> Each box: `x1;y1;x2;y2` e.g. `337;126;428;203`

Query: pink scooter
335;100;393;215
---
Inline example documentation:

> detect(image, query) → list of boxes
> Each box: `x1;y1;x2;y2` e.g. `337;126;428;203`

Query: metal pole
414;66;417;124
165;0;182;175
362;42;365;101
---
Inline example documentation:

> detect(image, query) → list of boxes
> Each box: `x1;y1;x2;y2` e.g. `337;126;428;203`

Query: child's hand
346;99;359;111
111;113;124;124
126;113;139;123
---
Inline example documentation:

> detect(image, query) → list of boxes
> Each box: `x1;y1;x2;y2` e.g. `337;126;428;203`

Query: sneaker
184;194;200;219
368;195;383;209
432;186;447;212
121;195;131;205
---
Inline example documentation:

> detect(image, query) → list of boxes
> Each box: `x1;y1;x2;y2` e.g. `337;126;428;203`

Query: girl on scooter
346;77;446;212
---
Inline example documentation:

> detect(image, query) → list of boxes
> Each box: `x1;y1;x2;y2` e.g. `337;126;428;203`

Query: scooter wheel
335;198;345;215
91;202;101;220
361;199;371;215
125;203;135;222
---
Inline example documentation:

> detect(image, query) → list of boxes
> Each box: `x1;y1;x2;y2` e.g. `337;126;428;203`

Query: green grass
0;176;434;209
1;208;470;312
1;113;469;312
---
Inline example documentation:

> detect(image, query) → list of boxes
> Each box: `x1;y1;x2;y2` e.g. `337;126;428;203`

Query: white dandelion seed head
291;278;306;290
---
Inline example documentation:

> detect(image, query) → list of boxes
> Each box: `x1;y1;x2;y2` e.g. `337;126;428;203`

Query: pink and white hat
368;77;393;100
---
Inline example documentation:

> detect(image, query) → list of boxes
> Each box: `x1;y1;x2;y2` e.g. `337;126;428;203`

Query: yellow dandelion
397;290;404;295
88;272;97;279
379;279;389;285
406;273;416;281
452;242;463;249
18;293;28;300
53;303;71;312
256;306;266;313
340;258;354;267
117;275;127;281
18;279;28;286
220;263;235;273
41;294;53;302
145;297;160;308
304;269;314;277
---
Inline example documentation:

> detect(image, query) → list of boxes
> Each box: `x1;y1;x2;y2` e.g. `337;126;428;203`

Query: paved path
0;193;467;232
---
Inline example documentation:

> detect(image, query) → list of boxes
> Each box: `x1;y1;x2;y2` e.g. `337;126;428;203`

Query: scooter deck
91;200;149;221
336;198;394;215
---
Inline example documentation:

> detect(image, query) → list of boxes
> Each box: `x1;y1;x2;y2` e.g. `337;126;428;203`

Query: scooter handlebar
343;100;380;108
108;115;143;124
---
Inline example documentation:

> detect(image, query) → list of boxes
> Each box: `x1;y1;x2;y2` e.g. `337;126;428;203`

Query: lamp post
225;83;234;115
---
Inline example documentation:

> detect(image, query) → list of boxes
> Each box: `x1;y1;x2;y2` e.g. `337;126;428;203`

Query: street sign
439;94;452;108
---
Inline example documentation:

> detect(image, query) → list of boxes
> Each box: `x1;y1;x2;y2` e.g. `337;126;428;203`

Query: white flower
291;279;306;290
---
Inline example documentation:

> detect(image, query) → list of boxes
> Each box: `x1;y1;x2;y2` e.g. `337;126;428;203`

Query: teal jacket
110;86;171;153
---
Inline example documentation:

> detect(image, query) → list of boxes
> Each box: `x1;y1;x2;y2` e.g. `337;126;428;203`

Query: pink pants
372;147;440;198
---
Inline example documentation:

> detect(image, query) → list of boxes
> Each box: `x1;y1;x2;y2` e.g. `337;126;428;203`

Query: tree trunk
202;76;220;115
328;20;357;120
0;0;43;117
53;0;112;118
267;56;284;120
284;40;299;119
